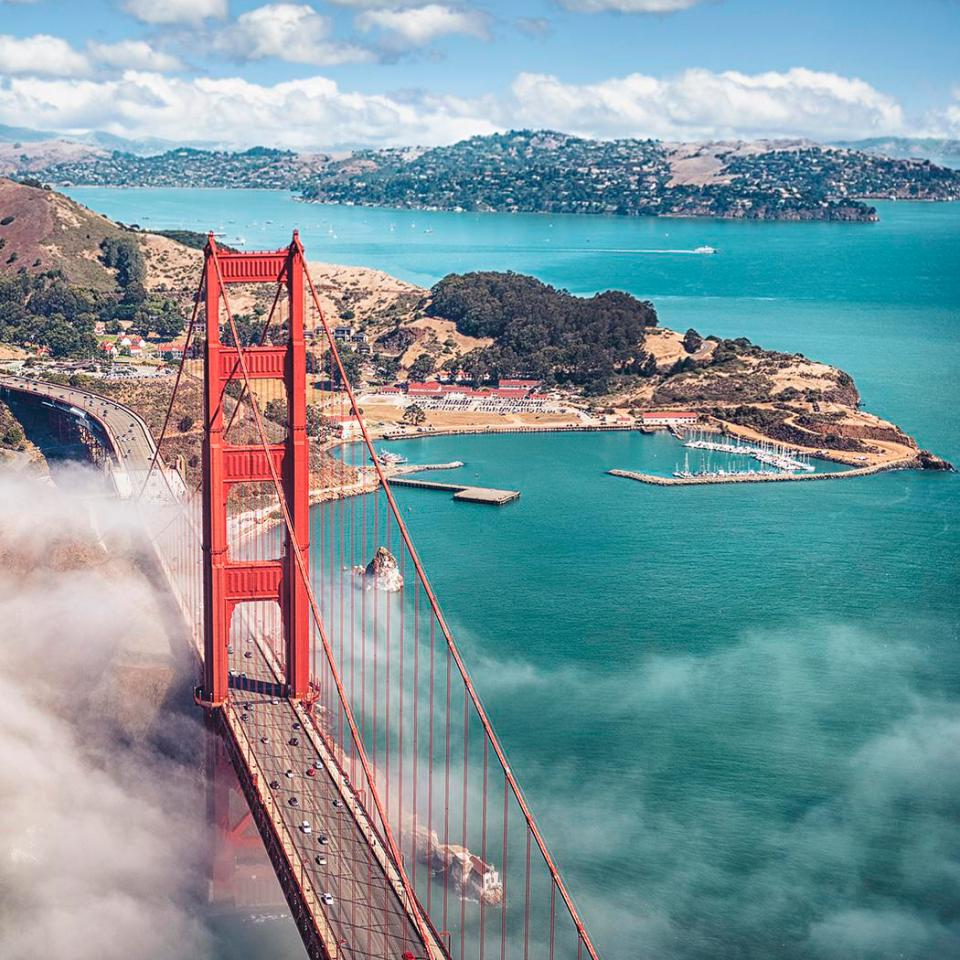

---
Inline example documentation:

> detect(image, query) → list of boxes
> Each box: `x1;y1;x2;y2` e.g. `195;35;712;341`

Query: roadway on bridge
0;372;440;960
0;373;157;473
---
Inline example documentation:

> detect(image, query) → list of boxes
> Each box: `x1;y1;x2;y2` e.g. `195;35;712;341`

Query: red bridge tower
199;234;311;707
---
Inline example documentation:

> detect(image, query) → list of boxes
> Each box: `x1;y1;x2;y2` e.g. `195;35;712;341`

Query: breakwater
607;460;913;486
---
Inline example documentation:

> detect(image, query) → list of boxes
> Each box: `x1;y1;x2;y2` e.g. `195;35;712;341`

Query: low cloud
356;4;491;47
509;66;906;141
88;40;184;73
461;622;960;959
214;2;374;66
0;34;90;78
123;0;228;24
0;61;933;146
559;0;705;10
0;469;210;960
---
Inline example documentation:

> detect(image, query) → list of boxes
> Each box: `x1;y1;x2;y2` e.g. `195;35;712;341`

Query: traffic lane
230;689;420;959
228;641;424;959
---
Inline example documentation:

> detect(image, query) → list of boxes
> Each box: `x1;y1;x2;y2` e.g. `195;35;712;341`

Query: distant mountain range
830;137;960;170
3;126;959;223
0;123;228;156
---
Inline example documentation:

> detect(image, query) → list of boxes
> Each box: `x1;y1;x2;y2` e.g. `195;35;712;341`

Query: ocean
66;187;960;960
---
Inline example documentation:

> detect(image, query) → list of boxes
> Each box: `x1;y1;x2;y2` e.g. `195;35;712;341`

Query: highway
0;372;158;472
0;371;442;960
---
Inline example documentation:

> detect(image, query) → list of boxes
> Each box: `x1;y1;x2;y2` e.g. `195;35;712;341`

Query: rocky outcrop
354;546;403;592
915;450;955;471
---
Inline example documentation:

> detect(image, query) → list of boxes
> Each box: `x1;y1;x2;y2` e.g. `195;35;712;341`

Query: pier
607;461;911;486
388;476;521;505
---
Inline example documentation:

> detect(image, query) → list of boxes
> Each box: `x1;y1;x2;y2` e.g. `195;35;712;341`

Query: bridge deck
222;617;439;960
0;374;442;960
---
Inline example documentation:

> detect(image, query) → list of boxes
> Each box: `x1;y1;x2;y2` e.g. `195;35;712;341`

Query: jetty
388;477;520;505
607;461;911;487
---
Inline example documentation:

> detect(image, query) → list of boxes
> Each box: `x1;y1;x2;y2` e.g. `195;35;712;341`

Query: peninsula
6;130;960;223
0;177;950;484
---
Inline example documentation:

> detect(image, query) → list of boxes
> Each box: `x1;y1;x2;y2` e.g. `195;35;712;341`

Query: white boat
694;245;717;255
375;449;408;465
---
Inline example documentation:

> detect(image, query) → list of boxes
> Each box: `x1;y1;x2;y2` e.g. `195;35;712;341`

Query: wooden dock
388;477;520;505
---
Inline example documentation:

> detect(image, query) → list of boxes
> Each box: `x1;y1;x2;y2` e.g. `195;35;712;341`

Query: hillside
10;130;960;223
0;181;946;470
298;131;960;221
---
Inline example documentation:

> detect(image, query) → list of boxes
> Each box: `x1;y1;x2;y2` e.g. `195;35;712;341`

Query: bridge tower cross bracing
199;233;311;706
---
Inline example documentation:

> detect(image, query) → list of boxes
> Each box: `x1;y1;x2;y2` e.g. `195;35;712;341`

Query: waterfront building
640;411;699;426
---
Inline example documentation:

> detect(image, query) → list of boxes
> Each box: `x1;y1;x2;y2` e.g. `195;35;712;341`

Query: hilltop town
7;130;960;223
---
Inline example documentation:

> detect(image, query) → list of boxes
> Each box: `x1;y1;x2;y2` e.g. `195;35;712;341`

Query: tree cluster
427;271;657;394
0;271;98;358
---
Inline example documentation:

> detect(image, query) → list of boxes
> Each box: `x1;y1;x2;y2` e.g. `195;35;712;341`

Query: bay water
66;188;960;960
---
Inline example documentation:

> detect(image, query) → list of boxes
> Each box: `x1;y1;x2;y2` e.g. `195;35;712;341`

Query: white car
300;821;312;835
314;855;327;866
320;893;334;906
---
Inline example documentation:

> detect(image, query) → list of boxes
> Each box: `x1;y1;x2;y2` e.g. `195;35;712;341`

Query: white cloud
0;34;90;77
214;3;373;65
509;67;906;141
357;4;490;45
560;0;704;10
327;0;430;6
88;40;184;73
0;65;927;148
0;71;498;148
123;0;228;24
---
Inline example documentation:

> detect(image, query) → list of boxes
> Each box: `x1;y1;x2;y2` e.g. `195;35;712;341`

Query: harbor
607;460;913;486
674;429;817;479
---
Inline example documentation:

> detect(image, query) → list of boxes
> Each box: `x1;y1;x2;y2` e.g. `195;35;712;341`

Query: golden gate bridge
133;233;601;959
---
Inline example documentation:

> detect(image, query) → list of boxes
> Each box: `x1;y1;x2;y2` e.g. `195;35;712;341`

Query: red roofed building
326;413;361;439
407;381;444;397
640;411;699;426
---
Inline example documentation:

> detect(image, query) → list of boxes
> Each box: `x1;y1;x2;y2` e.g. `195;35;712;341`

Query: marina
675;429;816;479
608;460;911;486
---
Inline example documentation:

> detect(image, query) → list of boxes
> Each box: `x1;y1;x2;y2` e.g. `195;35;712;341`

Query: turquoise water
66;188;960;959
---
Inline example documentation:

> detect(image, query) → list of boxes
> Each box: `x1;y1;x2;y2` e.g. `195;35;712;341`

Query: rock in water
355;546;403;592
916;450;955;471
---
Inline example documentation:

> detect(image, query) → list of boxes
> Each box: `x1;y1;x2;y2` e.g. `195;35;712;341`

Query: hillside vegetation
427;272;658;393
12;130;960;223
299;131;960;221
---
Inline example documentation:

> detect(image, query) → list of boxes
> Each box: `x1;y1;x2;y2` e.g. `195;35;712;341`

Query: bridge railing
300;268;600;960
143;241;601;960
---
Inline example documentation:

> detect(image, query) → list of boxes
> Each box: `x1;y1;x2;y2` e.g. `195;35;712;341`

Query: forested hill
427;271;658;393
0;178;191;357
299;130;960;222
14;130;960;223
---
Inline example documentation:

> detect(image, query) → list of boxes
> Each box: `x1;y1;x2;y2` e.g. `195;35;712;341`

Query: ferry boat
375;448;408;465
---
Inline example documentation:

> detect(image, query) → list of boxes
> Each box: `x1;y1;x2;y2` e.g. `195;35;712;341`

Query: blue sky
0;0;957;148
